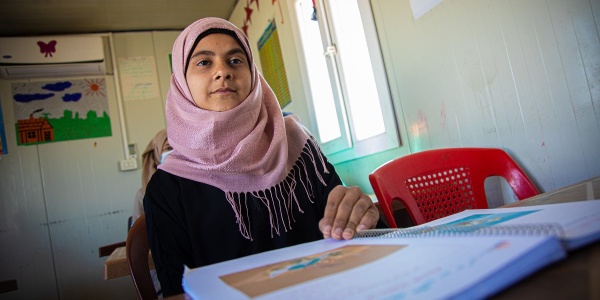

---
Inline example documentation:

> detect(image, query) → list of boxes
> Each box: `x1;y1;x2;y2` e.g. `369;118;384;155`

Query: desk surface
103;244;154;280
503;176;599;208
108;176;600;299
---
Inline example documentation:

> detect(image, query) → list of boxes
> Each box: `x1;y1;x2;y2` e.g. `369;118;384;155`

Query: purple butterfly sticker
37;40;57;58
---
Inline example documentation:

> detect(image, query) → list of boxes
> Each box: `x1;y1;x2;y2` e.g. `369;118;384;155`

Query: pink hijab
159;17;328;239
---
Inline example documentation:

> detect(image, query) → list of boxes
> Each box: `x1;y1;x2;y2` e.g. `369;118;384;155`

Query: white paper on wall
410;0;443;19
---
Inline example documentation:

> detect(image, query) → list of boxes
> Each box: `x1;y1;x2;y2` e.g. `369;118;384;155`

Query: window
293;0;399;162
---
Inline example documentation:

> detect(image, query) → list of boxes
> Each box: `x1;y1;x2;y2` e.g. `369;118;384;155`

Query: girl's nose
214;63;232;81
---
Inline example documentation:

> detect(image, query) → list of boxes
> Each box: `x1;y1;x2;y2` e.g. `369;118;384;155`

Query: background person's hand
319;185;379;240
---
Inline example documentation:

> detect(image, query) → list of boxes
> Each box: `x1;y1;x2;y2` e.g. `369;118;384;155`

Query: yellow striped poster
258;19;291;108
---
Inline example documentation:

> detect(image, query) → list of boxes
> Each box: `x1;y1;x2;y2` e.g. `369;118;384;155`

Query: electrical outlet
119;158;138;171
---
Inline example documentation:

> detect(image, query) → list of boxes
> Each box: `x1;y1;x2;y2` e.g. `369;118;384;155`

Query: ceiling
0;0;239;37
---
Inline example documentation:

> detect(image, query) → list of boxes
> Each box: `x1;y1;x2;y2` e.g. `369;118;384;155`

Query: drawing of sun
84;78;106;97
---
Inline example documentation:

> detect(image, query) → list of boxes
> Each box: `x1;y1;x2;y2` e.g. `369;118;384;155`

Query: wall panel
0;30;176;299
0;85;57;299
370;0;600;193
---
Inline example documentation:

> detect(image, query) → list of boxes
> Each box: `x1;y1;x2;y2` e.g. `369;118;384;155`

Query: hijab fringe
309;136;329;176
225;141;329;240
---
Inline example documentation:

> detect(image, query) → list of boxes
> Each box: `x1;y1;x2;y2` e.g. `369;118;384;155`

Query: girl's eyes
230;58;243;64
195;57;245;67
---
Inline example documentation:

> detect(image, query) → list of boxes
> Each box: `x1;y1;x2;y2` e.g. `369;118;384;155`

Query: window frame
292;0;401;163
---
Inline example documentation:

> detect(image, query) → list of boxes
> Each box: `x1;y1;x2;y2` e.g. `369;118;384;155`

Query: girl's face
186;33;252;112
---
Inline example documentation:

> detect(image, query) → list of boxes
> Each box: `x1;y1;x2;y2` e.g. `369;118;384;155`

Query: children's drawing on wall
0;99;7;154
11;78;112;145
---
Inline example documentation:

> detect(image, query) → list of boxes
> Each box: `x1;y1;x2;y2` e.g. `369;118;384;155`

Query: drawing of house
17;115;54;144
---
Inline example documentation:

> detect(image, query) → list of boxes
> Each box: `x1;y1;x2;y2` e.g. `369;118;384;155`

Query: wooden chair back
126;214;156;299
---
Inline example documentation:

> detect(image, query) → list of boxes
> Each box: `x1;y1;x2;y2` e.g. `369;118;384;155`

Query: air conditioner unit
0;36;108;80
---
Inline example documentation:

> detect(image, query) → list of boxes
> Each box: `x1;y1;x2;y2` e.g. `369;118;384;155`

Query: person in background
132;129;172;223
143;17;381;297
132;128;172;298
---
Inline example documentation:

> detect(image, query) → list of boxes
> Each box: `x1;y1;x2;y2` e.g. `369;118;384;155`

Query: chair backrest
369;148;539;227
126;214;156;300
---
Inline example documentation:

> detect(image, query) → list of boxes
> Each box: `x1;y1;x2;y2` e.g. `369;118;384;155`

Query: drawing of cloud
13;93;55;103
63;93;82;102
43;81;72;91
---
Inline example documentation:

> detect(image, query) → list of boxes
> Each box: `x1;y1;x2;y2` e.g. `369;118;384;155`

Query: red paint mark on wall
440;100;447;129
410;110;429;136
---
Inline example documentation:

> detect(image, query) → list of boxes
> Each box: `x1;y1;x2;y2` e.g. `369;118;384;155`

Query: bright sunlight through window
327;0;385;141
296;0;340;143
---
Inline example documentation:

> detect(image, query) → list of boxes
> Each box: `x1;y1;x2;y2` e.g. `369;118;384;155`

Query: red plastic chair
369;148;539;227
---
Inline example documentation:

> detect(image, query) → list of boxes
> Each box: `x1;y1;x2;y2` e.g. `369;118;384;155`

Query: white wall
0;30;178;300
370;0;600;192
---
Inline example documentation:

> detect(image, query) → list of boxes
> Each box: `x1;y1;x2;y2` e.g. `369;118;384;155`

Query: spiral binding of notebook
355;223;565;239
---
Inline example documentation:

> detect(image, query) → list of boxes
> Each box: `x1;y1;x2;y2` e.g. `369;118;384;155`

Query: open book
356;199;600;251
182;200;599;299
